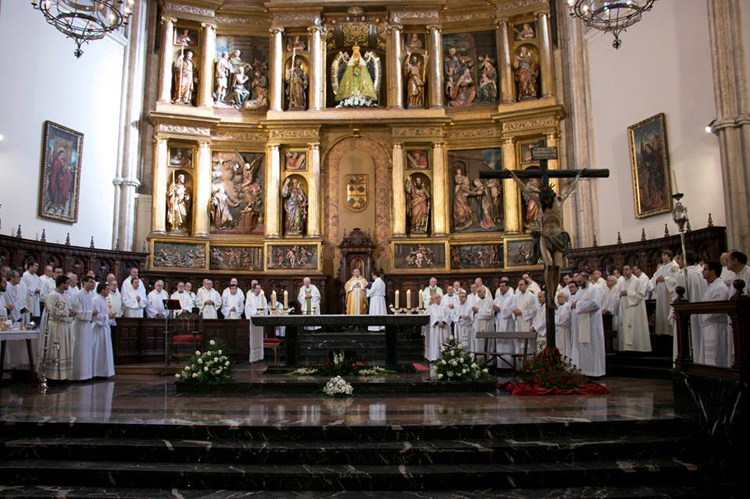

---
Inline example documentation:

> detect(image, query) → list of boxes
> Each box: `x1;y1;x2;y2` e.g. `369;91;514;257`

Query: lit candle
395;290;400;309
271;290;277;308
283;290;288;309
418;288;423;309
407;289;411;309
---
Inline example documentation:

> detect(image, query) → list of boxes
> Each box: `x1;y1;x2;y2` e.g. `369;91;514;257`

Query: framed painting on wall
504;236;540;268
628;113;672;219
393;242;448;271
38;121;84;223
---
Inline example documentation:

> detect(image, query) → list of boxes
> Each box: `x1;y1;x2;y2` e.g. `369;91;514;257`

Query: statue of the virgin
331;45;381;108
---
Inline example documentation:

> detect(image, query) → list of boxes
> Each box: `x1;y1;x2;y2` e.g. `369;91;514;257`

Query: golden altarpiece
147;0;561;310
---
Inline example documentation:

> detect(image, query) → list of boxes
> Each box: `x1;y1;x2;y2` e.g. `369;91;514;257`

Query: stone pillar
392;143;406;237
707;0;750;251
307;143;321;237
158;17;176;102
151;137;169;234
269;28;285;112
498;19;514;103
537;11;554;98
197;23;216;108
265;144;282;238
502;138;521;234
432;142;447;236
428;25;444;108
193;141;212;237
308;25;324;111
389;24;404;109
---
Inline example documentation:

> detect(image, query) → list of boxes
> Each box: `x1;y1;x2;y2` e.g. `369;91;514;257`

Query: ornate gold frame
627;112;672;219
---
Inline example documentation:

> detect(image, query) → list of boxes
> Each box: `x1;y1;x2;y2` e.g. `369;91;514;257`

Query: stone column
197;23;216;108
308;25;323;111
392;143;406;237
151;137;169;234
432;142;447;236
307;143;321;237
428;25;444;108
193;141;212;237
158;17;176;102
502;138;521;234
389;24;404;109
265;144;282;238
537;11;554;98
707;0;750;251
498;19;514;103
269;28;285;112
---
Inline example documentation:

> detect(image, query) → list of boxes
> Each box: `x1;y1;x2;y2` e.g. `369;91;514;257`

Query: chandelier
566;0;656;49
31;1;135;58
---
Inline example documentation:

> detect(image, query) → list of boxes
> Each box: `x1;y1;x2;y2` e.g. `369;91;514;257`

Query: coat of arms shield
346;174;368;212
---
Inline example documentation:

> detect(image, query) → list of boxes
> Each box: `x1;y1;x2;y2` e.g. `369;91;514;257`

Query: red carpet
412;363;429;372
498;380;611;396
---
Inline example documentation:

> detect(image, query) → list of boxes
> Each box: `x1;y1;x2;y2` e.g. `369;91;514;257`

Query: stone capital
427;25;442;33
308;143;320;150
201;23;216;31
307;25;323;34
270;27;285;35
161;16;177;25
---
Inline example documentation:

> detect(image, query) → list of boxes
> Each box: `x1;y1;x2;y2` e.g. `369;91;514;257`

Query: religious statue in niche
406;150;429;170
404;51;425;108
449;148;504;233
173;50;197;104
284;151;307;171
285;58;309;111
331;45;381;108
514;22;536;41
477;55;498;104
514;45;540;100
214;36;270;110
166;172;191;233
282;176;308;236
443;43;475;107
210;151;264;234
405;173;431;235
443;31;498;108
214;52;232;103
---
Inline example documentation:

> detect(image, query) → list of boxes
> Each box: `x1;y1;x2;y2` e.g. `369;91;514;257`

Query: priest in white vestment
171;282;195;316
64;273;80;304
555;293;572;357
602;276;621;333
72;276;98;381
613;269;625;287
120;267;140;295
672;253;707;362
298;277;322;330
221;278;245;319
727;251;750;296
618;266;652;353
22;262;44;320
466;284;479;309
421;277;443;310
471;286;495;355
425;294;448;361
699;262;731;367
493;281;516;367
196;279;222;319
38;275;77;380
651;251;679;335
474;277;492;302
366;270;387;331
5;271;28;326
530;291;547;348
40;265;56;300
719;252;736;289
454;291;474;348
244;284;267;362
570;273;606;377
147;280;170;318
512;279;538;332
441;285;460;326
106;279;123;322
122;277;148;318
91;282;115;378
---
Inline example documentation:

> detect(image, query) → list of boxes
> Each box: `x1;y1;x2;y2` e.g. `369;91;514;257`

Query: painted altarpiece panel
448;148;504;234
393;242;447;271
214;36;270;111
152;241;207;270
210;151;265;235
442;31;498;108
450;243;504;270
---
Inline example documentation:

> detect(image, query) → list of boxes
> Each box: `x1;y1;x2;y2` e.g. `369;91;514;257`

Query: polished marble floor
0;368;675;427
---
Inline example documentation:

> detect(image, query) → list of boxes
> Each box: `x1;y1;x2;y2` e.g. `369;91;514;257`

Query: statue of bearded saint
167;173;191;232
282;177;308;235
173;50;197;104
405;175;431;234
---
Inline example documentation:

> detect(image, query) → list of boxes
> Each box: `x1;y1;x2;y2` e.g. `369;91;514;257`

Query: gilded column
428;25;444;108
151;137;169;234
392;143;406;237
265;144;282;238
389;24;404;109
498;20;514;103
197;23;216;108
537;11;554;98
502;138;521;234
193;141;212;237
269;28;285;112
432;142;447;236
308;25;323;111
158;17;176;102
307;143;321;237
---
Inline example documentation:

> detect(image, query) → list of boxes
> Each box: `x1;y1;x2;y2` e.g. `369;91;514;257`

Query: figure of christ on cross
480;146;609;350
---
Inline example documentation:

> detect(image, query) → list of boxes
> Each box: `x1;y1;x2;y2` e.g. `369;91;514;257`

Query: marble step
0;458;703;491
1;433;694;466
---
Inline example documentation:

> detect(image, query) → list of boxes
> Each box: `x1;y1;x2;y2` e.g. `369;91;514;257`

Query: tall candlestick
418;288;423;309
283;290;288;309
406;289;411;309
271;290;277;308
672;169;679;193
395;290;400;309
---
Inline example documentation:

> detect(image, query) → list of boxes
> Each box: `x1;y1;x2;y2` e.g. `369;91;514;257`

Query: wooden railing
673;282;750;383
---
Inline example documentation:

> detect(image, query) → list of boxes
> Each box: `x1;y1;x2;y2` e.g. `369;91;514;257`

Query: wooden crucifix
479;145;609;351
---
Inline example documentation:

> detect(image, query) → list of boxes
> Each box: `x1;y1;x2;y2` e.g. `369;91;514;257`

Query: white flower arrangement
288;367;319;376
322;376;354;397
434;336;491;383
175;339;233;386
357;366;395;376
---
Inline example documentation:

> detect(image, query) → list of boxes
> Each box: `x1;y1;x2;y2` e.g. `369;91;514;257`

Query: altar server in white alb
244;283;267;363
617;265;651;353
421;277;443;310
570;272;606;377
5;271;28;326
493;280;516;366
91;282;115;378
120;267;139;295
453;290;474;348
425;294;447;361
554;292;572;357
147;280;170;318
72;276;98;381
106;279;123;322
39;275;77;381
171;282;195;315
22;261;44;321
196;279;222;319
651;250;680;335
726;250;750;295
122;277;148;318
602;276;621;333
672;252;706;362
39;265;56;300
530;291;547;348
221;278;245;319
366;270;387;331
700;262;731;367
471;286;495;354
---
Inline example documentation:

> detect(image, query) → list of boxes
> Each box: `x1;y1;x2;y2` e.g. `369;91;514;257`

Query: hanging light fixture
31;1;135;58
566;0;656;49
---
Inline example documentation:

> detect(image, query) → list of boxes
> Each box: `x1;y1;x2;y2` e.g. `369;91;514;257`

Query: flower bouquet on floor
174;339;233;386
498;347;610;396
434;336;490;382
322;375;354;398
287;350;395;377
